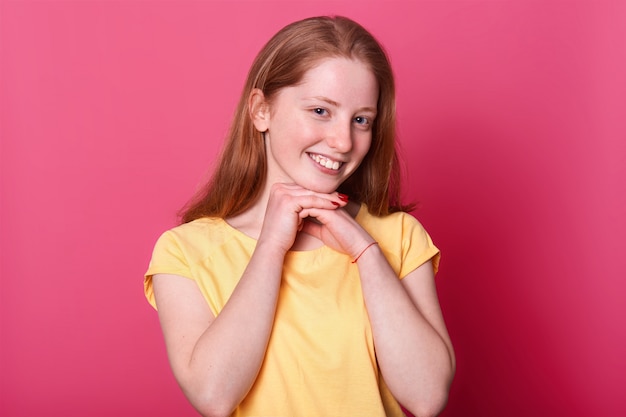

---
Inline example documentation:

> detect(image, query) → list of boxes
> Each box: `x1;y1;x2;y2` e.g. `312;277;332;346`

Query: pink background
1;1;625;416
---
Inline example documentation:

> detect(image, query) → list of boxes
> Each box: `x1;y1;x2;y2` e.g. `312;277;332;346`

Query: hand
257;183;346;254
300;202;375;259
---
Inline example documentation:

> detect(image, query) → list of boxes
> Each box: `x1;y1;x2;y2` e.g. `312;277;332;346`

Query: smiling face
252;57;379;194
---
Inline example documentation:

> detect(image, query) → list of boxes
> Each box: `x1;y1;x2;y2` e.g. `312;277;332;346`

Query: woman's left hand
299;202;375;259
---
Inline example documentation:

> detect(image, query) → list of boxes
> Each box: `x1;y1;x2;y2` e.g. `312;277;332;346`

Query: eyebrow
307;96;377;114
309;96;340;107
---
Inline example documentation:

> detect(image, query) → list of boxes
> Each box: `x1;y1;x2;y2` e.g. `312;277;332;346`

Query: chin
299;181;341;194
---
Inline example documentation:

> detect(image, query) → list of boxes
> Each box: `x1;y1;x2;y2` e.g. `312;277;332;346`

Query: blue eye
354;116;369;125
313;108;327;116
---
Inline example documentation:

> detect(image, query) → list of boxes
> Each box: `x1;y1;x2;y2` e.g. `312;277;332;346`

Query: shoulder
357;204;440;275
164;217;225;241
151;217;234;260
357;205;429;238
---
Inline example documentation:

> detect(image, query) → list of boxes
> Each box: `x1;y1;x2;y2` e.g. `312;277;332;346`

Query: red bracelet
351;242;379;263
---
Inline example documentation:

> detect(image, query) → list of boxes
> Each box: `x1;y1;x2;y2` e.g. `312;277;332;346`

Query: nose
326;121;353;153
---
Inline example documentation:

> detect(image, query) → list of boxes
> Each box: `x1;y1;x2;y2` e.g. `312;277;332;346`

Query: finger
295;195;345;214
335;192;350;204
298;206;338;224
271;183;346;206
299;205;343;224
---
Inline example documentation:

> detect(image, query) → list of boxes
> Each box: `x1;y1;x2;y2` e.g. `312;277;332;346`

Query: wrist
254;238;289;259
351;241;379;263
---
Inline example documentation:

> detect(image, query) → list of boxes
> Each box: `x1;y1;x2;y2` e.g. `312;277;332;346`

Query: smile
308;153;343;170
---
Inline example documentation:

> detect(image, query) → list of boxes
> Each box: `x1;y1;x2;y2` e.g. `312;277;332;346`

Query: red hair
181;16;412;223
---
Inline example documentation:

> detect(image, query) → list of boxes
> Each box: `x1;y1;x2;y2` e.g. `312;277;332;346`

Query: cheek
354;135;373;159
272;116;310;142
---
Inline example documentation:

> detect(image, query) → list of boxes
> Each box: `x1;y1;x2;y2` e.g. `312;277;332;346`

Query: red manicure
338;193;349;202
331;201;340;206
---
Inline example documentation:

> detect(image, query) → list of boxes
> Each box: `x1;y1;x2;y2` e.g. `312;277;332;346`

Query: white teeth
309;153;342;170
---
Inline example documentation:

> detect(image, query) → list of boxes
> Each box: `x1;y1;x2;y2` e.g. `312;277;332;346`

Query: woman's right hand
257;183;346;253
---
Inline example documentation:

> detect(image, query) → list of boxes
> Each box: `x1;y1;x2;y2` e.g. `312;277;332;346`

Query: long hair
181;16;411;223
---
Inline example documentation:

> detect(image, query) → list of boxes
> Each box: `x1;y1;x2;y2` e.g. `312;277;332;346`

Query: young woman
145;15;455;417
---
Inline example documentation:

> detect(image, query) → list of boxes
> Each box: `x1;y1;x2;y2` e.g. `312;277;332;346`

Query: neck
224;181;273;240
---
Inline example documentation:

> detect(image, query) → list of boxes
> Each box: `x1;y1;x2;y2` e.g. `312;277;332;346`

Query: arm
356;249;455;417
153;239;284;417
301;208;455;417
152;184;346;417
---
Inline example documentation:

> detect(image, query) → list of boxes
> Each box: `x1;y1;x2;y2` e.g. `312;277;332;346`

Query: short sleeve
143;230;194;309
397;214;441;279
358;207;440;280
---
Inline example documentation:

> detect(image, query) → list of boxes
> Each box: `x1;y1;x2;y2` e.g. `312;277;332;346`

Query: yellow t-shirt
145;204;440;417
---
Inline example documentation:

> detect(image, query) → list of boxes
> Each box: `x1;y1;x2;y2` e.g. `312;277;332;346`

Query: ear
249;88;270;132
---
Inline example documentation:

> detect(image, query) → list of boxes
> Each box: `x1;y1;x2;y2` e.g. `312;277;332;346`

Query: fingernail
338;193;349;202
331;201;340;206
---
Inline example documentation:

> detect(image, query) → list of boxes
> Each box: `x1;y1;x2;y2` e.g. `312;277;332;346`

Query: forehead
284;57;379;104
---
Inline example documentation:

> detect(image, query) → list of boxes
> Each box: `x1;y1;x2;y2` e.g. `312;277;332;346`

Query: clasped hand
258;183;374;258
